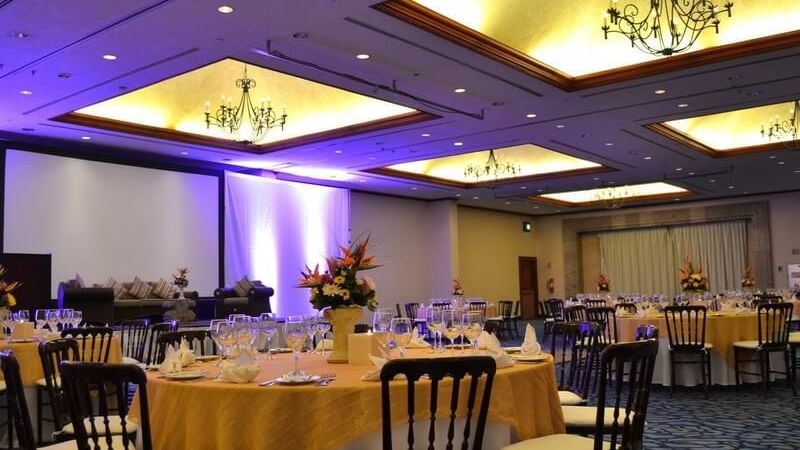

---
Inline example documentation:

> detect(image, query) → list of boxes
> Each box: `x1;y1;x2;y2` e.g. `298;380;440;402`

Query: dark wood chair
614;302;637;315
380;356;496;450
511;300;522;335
549;322;600;407
403;302;420;320
498;300;517;340
543;298;565;343
143;322;177;366
118;319;149;364
155;330;215;364
60;362;152;450
565;305;588;323
733;302;795;396
586;307;617;345
468;301;488;318
635;324;659;340
60;327;114;363
394;304;403;318
431;301;451;311
663;305;712;397
1;350;78;450
504;340;659;450
37;338;80;444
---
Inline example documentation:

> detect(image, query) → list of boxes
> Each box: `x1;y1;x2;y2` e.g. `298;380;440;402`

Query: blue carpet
507;320;800;449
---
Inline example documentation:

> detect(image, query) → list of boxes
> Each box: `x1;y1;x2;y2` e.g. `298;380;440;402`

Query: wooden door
518;257;539;319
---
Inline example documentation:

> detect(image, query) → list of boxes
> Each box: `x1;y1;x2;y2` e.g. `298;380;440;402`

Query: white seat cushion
562;405;634;428
789;332;800;344
62;416;139;435
733;340;760;349
558;390;586;406
42;436;131;450
36;376;61;388
501;433;609;450
0;380;6;392
121;356;140;365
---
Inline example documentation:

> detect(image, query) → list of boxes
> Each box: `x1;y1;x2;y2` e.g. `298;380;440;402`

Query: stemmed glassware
316;310;331;358
304;314;319;354
0;309;12;338
34;310;48;330
211;320;235;359
259;313;279;360
461;311;483;353
426;307;443;353
284;315;307;376
71;310;83;328
14;310;29;323
390;318;412;358
442;310;462;354
372;309;393;358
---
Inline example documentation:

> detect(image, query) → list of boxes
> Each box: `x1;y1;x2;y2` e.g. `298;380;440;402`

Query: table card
348;333;382;365
11;321;34;340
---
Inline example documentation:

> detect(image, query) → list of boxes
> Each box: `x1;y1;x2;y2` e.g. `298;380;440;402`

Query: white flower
362;276;376;291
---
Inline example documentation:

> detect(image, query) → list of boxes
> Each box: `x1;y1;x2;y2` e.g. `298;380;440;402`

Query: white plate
195;355;218;362
512;354;549;363
276;375;320;385
163;371;206;380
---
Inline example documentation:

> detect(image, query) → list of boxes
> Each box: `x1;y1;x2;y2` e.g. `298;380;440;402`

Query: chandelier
463;150;522;181
594;185;631;209
761;100;800;151
602;0;734;56
204;65;287;144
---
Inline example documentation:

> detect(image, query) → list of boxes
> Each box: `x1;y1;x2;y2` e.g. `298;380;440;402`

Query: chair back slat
61;327;114;362
663;305;707;349
119;319;150;362
380;356;496;450
594;340;658;450
144;321;177;365
156;329;215;363
565;305;587;323
757;303;792;349
404;303;420;320
38;338;80;432
0;351;37;450
60;362;152;450
549;322;599;397
498;301;513;318
587;307;617;344
585;299;607;309
467;301;487;318
544;299;565;322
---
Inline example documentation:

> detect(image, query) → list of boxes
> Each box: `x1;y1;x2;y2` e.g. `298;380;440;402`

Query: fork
317;373;337;386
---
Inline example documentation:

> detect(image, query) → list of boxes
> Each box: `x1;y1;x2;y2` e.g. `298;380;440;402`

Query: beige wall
456;206;537;302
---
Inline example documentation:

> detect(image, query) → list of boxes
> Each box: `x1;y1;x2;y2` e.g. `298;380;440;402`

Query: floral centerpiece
741;267;756;288
451;279;464;296
597;273;610;292
679;256;708;293
0;265;20;308
298;237;379;363
172;266;189;289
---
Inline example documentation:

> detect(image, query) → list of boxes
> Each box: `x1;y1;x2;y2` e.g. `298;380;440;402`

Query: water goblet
303;314;319;354
208;319;228;363
284;316;307;376
72;310;83;328
34;310;48;330
426;307;444;353
461;311;483;353
15;310;29;323
442;310;462;354
372;309;394;358
315;310;332;357
391;318;413;357
259;313;279;360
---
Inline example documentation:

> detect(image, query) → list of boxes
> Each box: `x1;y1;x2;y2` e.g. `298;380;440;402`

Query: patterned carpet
508;320;800;450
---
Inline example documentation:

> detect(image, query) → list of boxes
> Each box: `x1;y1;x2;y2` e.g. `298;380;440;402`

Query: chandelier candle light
602;0;734;56
761;100;800;151
463;149;521;181
204;65;287;144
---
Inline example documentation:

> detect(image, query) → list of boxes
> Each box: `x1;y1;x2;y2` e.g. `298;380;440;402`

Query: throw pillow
103;277;126;300
151;278;174;299
129;276;152;299
233;275;255;297
75;273;85;288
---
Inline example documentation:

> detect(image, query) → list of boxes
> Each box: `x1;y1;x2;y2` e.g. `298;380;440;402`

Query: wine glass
208;319;228;362
72;310;83;328
284;316;306;376
426;307;444;353
259;313;279;360
372;309;394;358
442;310;462;354
303;314;319;354
391;318;412;357
15;310;29;323
315;310;332;358
461;311;483;353
0;309;12;338
61;310;74;331
34;310;48;330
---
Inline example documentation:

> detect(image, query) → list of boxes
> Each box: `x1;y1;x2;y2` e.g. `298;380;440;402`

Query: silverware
316;373;337;386
259;377;280;386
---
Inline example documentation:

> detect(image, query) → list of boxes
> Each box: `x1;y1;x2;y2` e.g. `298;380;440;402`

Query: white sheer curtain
599;220;747;297
224;172;350;316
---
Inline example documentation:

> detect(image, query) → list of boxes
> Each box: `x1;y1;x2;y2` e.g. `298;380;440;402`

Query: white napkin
405;327;431;349
158;344;182;375
478;331;515;369
520;324;541;355
219;350;260;383
178;338;196;367
315;339;333;351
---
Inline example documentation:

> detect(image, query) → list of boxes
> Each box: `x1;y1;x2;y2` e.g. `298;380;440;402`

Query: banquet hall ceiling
1;0;800;215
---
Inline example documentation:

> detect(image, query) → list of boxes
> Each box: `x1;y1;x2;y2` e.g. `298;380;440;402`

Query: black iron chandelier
762;100;800;150
602;0;734;56
204;65;287;144
463;150;521;181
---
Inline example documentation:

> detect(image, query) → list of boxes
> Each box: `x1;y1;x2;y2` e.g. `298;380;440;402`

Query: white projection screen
3;149;220;298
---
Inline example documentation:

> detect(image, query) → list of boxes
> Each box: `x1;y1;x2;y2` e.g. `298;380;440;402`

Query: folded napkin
520;324;541;355
478;331;514;369
405;327;431;349
158;338;196;375
220;350;260;383
178;338;196;367
361;355;406;381
315;339;333;351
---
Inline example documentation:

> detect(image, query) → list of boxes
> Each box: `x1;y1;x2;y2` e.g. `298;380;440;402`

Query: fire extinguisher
546;278;555;294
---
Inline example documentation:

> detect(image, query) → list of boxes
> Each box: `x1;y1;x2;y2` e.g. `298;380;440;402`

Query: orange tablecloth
138;350;564;450
616;313;759;367
0;336;122;385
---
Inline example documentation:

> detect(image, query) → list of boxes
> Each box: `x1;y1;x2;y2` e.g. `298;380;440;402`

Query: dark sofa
213;282;274;317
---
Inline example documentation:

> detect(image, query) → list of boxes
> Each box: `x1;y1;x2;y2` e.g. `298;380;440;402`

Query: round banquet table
616;312;776;386
136;350;565;450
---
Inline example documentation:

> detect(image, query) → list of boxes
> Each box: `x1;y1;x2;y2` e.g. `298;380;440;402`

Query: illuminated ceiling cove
538;182;690;206
663;100;799;151
410;0;800;77
386;144;602;184
74;58;417;146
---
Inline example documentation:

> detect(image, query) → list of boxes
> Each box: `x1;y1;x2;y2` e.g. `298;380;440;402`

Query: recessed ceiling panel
407;0;800;77
538;182;690;206
384;144;602;185
72;58;418;147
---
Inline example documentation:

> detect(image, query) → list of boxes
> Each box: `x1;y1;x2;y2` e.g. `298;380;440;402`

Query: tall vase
324;306;362;364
